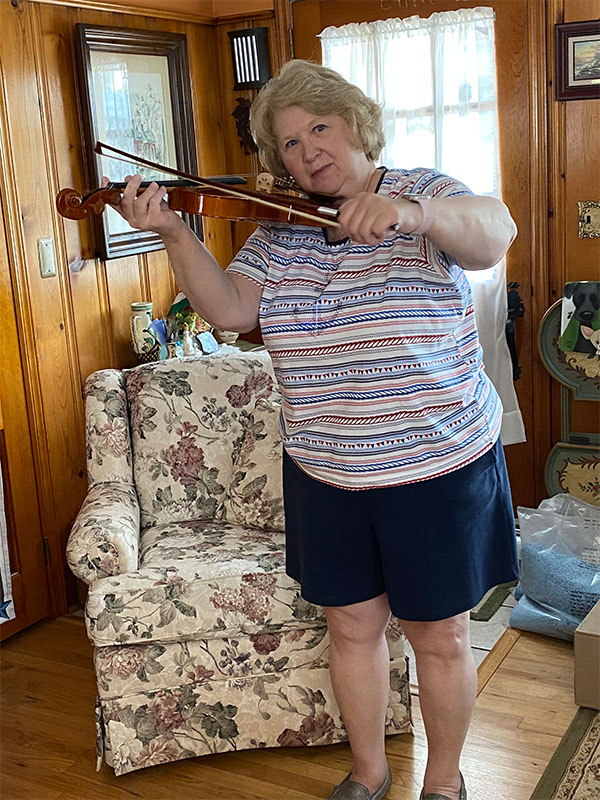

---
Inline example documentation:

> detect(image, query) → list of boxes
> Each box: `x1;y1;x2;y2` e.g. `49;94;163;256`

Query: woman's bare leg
325;593;392;794
400;611;476;800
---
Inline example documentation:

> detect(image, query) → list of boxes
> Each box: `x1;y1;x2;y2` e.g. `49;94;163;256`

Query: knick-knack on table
130;302;159;359
182;322;196;356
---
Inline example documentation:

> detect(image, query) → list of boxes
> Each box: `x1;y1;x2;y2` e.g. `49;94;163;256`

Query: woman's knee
325;594;391;646
400;612;471;661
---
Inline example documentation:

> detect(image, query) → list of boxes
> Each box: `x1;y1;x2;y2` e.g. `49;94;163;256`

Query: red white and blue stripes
227;168;502;488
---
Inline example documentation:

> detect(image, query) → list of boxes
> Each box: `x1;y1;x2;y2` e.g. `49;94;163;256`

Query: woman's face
273;105;374;200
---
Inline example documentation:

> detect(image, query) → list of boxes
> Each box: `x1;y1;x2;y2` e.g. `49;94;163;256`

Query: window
320;8;525;445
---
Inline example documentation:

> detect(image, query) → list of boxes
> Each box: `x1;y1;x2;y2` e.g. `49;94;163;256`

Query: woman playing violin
110;60;519;800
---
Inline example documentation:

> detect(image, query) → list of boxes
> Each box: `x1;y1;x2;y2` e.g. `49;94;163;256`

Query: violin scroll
56;187;122;220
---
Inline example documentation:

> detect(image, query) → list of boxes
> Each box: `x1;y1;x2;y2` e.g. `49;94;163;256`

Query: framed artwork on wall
74;24;201;260
555;19;600;101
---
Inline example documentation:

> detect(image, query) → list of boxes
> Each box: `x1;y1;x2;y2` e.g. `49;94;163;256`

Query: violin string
98;147;340;228
101;158;299;192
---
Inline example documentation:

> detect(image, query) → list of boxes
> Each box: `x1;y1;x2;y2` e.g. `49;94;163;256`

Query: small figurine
182;322;195;356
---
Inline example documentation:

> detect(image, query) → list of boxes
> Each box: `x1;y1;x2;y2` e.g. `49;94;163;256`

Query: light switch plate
578;201;600;239
38;237;56;278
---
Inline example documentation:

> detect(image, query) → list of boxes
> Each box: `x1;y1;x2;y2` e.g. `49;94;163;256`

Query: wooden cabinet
0;194;50;640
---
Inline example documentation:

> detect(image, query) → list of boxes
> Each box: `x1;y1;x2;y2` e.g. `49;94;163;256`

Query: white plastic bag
510;494;600;640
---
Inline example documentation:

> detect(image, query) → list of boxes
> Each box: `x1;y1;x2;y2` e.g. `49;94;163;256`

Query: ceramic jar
130;302;157;356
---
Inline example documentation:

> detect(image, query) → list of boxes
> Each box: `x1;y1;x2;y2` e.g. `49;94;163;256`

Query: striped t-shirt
227;167;502;489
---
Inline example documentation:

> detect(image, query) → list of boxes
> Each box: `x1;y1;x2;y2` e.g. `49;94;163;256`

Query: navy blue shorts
283;438;520;621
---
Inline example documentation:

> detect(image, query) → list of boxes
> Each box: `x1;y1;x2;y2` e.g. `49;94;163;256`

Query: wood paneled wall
0;0;287;623
548;0;600;441
45;0;273;18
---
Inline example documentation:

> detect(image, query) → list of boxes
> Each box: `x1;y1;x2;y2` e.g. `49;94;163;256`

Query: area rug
530;707;600;800
470;581;517;621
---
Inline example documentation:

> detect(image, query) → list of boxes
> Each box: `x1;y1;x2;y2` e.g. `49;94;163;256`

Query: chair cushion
85;518;324;647
93;616;407;700
93;625;331;699
124;351;278;528
140;517;285;576
219;398;284;532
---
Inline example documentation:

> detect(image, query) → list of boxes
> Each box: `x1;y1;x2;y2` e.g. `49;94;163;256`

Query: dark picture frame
74;24;202;260
555;20;600;101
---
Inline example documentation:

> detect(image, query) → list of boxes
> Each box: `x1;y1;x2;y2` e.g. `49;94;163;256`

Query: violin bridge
256;173;276;193
256;172;308;197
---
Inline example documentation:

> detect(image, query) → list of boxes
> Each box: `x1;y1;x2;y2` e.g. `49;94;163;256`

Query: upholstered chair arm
84;368;134;487
67;483;140;584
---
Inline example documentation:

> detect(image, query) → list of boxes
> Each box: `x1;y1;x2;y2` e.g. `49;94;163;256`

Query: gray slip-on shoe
419;771;467;800
328;764;392;800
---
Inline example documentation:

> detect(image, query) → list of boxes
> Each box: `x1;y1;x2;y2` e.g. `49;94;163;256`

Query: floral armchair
67;350;412;775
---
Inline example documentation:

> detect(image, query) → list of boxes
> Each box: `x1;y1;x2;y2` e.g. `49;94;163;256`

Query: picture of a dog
564;282;600;354
580;325;600;358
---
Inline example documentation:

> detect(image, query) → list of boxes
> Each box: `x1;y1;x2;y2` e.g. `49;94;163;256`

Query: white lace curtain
320;7;525;445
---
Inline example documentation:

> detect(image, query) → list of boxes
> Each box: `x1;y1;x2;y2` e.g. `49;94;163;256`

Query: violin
56;141;341;229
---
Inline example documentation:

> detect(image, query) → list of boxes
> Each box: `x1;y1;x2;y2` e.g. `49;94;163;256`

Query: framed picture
555;20;600;101
74;24;202;260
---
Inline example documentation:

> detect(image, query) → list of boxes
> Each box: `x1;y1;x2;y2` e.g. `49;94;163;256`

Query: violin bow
95;141;340;228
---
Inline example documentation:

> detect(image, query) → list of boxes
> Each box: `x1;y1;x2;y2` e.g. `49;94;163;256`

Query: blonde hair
250;60;385;178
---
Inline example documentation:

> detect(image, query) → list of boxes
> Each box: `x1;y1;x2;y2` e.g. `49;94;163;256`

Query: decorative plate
538;300;600;400
545;442;600;506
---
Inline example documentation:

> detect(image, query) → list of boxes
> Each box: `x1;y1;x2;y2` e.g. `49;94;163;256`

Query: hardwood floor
0;616;577;800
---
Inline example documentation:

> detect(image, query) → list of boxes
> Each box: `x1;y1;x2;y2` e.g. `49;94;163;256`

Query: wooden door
291;0;544;509
0;191;50;641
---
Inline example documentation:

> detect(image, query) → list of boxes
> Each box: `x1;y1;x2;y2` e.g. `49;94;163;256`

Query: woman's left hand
336;193;420;244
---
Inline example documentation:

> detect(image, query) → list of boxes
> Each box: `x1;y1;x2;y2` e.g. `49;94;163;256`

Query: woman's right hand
102;174;186;241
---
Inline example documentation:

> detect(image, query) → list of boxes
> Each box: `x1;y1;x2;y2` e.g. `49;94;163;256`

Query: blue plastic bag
510;494;600;640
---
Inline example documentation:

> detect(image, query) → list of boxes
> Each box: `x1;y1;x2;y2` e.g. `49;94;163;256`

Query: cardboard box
574;600;600;710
